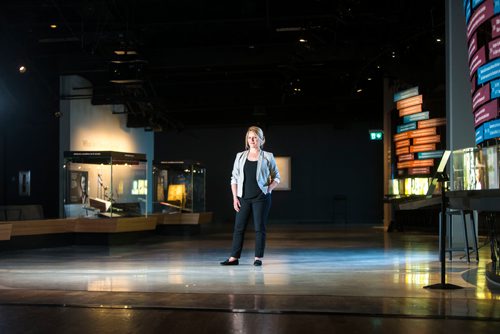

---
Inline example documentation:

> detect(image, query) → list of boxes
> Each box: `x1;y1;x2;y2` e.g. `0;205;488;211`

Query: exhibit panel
389;87;447;197
463;0;500;146
63;151;148;218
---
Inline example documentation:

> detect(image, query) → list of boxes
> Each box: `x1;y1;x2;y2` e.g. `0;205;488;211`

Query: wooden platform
155;212;213;225
0;212;212;241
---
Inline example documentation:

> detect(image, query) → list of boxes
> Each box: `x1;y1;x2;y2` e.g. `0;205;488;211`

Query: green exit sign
369;130;383;141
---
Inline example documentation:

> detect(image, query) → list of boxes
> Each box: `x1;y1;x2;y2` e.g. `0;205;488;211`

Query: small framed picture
275;156;291;191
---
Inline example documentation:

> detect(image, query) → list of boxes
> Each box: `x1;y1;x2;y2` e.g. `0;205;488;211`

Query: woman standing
220;126;280;266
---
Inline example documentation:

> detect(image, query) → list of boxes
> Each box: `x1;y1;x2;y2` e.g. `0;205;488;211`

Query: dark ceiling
1;0;445;131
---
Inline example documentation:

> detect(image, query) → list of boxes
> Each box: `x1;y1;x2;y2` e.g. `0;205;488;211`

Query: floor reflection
0;225;499;318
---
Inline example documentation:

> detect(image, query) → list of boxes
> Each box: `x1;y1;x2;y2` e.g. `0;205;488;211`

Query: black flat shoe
220;259;239;266
253;259;262;266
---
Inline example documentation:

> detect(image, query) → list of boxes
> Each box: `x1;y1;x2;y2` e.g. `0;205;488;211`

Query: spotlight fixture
18;65;27;74
287;78;303;96
109;50;147;84
114;50;138;55
50;24;57;29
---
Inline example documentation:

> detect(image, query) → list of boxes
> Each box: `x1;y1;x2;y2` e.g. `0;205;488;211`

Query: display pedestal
424;172;463;290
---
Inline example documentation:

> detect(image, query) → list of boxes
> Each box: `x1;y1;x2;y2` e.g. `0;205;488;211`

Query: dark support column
445;0;474;161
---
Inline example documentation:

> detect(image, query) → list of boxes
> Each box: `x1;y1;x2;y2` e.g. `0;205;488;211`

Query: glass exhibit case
63;151;148;218
452;145;498;191
153;161;206;213
389;177;433;196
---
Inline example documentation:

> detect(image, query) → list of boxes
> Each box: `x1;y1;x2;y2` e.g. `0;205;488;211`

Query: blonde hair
245;126;265;149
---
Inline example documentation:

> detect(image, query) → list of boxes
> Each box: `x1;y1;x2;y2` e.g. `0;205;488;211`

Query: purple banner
471;74;477;94
467;0;494;40
493;15;500;38
470;46;486;77
474;99;498;126
472;83;491;111
489;37;500;59
469;33;478;60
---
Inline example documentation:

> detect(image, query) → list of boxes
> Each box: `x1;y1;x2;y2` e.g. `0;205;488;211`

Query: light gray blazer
230;150;280;198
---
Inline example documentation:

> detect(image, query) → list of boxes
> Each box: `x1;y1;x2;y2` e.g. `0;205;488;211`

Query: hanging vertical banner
467;0;494;40
470;46;486;77
484;118;500;139
477;57;500;84
465;0;472;24
491;78;500;98
489;38;500;59
469;33;478;59
492;15;500;38
473;0;485;7
473;99;498;126
472;83;490;111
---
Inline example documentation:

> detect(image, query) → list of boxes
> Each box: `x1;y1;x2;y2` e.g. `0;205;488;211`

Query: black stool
439;209;479;263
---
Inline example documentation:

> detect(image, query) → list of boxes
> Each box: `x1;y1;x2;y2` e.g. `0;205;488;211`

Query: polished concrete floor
0;223;500;333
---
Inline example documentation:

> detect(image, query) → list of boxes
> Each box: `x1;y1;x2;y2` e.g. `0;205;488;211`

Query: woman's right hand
233;197;241;212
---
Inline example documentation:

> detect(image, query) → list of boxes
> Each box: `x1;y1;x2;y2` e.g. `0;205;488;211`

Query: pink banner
474;99;498;126
492;15;500;39
489;37;500;60
472;83;490;111
467;0;494;40
470;46;486;77
468;33;477;60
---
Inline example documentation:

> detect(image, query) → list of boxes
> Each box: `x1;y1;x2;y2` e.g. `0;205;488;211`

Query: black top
243;160;261;199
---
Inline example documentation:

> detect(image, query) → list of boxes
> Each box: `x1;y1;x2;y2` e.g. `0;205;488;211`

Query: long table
447;189;500;287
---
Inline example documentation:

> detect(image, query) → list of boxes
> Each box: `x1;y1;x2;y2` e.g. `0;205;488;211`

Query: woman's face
247;131;260;149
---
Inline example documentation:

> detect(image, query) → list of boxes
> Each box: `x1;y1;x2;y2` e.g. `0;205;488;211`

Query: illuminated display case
63;151;148;218
388;177;433;196
153;161;206;213
452;146;498;191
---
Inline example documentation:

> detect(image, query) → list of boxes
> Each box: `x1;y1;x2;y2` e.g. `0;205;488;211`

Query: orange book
393;132;410;142
399;104;422;117
397;159;434;169
408;167;431;175
413;135;441;145
396;147;410;155
408;127;436;138
409;144;436;153
395;139;411;148
396;95;423;110
398;153;414;162
418;118;446;128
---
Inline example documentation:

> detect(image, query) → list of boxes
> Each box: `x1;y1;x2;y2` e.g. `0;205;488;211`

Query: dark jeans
230;192;272;258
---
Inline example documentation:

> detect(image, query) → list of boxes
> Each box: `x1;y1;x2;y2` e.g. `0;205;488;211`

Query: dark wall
0;60;60;218
154;122;384;226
